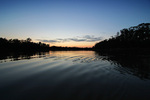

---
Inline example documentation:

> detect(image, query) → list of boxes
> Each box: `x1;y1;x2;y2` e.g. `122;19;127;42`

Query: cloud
36;39;60;43
69;38;87;42
37;35;103;43
83;35;94;39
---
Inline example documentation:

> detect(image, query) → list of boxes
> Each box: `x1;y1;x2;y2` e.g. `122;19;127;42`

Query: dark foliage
95;51;150;80
93;23;150;51
0;38;50;52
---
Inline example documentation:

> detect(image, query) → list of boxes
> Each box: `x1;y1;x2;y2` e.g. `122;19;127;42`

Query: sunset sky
0;0;150;47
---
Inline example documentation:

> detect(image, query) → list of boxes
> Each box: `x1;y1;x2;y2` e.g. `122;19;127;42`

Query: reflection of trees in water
1;50;150;80
95;51;150;80
0;51;50;63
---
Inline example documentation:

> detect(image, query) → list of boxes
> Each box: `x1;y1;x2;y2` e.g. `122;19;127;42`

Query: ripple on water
1;51;150;100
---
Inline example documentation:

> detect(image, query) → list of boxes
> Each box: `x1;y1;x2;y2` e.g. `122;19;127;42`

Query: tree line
1;23;150;52
93;23;150;51
0;37;92;52
50;46;92;51
0;38;50;51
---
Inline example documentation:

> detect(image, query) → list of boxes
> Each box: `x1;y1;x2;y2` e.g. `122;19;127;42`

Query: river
0;51;150;100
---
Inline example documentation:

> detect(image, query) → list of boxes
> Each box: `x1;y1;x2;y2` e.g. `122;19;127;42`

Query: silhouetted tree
93;23;150;51
26;38;32;42
0;37;50;52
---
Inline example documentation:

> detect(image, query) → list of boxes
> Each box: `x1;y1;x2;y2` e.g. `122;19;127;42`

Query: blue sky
0;0;150;47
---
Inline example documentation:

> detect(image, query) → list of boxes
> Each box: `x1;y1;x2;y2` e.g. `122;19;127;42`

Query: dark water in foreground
0;51;150;100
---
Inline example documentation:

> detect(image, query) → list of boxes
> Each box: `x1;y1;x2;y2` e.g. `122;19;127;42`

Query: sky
0;0;150;47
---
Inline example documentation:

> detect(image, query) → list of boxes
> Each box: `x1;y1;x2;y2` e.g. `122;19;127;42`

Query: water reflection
44;51;102;63
1;50;150;80
0;51;50;63
95;51;150;80
0;51;150;100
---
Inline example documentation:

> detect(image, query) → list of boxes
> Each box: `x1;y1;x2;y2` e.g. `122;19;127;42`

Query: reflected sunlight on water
0;51;150;100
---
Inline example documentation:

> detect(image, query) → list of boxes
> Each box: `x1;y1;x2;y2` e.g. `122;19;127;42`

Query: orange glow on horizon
32;40;97;48
49;41;95;48
33;39;97;48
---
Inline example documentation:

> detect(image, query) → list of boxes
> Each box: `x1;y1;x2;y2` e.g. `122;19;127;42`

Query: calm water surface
0;51;150;100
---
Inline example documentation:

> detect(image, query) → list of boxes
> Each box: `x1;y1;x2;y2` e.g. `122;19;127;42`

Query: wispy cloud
37;35;103;43
36;39;60;43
